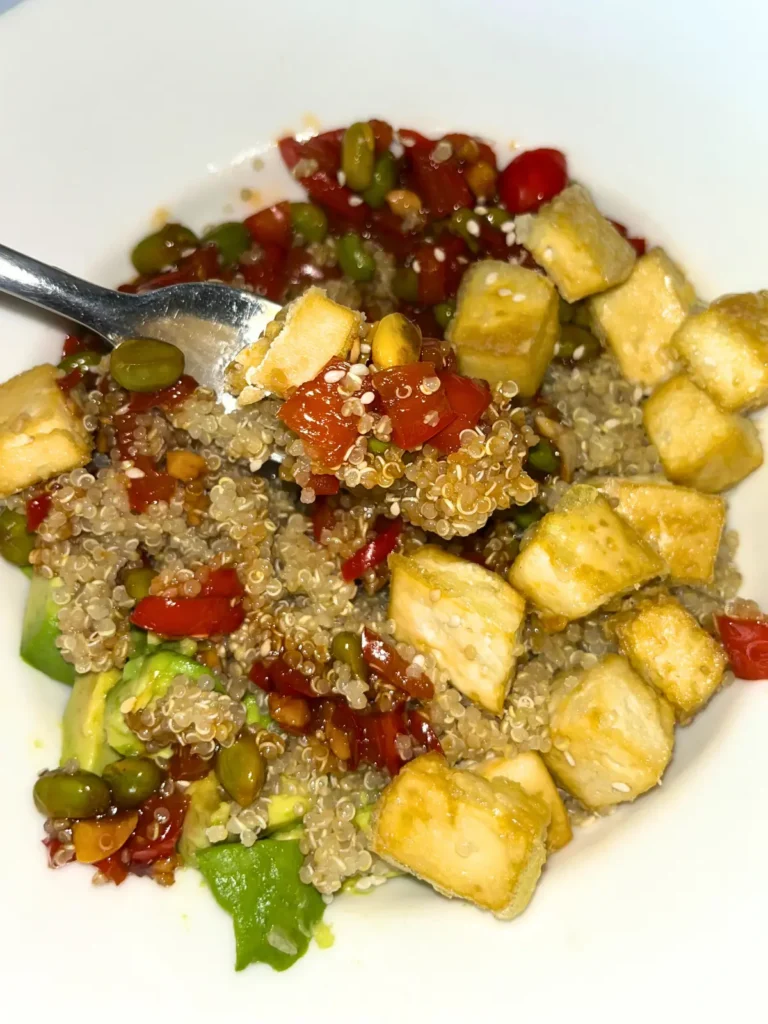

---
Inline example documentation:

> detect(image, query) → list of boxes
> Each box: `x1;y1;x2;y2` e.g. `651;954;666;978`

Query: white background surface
0;1;767;1020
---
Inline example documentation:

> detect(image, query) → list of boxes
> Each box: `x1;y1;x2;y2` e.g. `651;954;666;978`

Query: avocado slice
105;649;219;756
265;791;311;835
179;771;231;865
20;575;75;685
60;669;122;773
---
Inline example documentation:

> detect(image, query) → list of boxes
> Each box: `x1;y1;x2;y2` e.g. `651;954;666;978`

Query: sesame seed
498;288;512;297
125;467;145;479
466;219;481;237
474;205;488;215
433;247;446;262
429;588;442;603
120;697;136;714
401;136;415;148
324;369;346;384
543;246;554;261
603;418;620;429
348;195;363;207
412;260;421;273
512;293;526;302
431;140;453;163
612;781;631;793
505;232;516;246
360;392;375;405
564;751;576;767
573;345;586;360
457;256;469;265
390;139;405;158
349;363;370;376
449;614;461;628
337;170;346;186
389;501;401;516
485;272;499;285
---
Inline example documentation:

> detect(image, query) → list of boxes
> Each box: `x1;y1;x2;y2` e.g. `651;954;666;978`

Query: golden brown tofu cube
615;596;727;721
543;654;675;810
673;290;768;412
508;484;664;621
643;375;763;493
592;476;725;585
232;288;361;403
0;364;92;499
475;752;572;851
588;247;695;386
371;753;550;920
447;260;559;393
389;546;526;715
515;184;636;302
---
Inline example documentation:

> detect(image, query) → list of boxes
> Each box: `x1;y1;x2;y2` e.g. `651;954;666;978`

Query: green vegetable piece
265;792;310;835
243;693;273;729
556;324;602;363
485;207;511;230
20;575;74;685
201;221;250;266
513;503;546;531
362;151;398;209
61;669;122;773
215;734;266;807
341;121;376;192
331;631;368;680
131;223;198;275
449;208;481;253
103;756;165;810
0;509;35;567
179;771;229;864
336;233;375;282
197;839;325;972
433;300;456;331
123;567;157;601
527;440;560;477
58;350;103;373
110;337;185;393
367;437;391;455
289;203;328;243
392;267;419;302
33;769;111;820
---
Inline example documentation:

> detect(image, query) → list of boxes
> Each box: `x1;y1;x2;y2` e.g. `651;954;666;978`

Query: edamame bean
58;350;103;373
341;122;376;192
433;301;456;331
331;631;368;681
449;208;481;252
131;223;198;275
513;503;546;531
336;234;375;282
201;221;251;266
556;324;602;363
367;438;391;455
33;769;111;819
215;734;266;807
110;337;185;393
392;267;419;302
362;152;398;209
123;567;157;601
289;203;328;243
527;440;560;477
103;757;165;810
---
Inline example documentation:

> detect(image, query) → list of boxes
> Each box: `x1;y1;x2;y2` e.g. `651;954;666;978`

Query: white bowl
1;1;767;1019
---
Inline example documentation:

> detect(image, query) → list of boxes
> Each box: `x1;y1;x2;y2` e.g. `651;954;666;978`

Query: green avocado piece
20;575;75;685
179;771;231;865
104;650;218;756
265;791;311;835
197;839;325;972
60;669;122;773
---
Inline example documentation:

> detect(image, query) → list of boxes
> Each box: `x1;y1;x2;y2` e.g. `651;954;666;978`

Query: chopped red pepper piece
200;567;244;598
498;148;568;214
248;658;320;699
62;334;92;359
373;361;455;450
244;202;292;249
57;368;84;393
409;149;473;218
284;246;342;290
168;747;212;782
311;497;336;543
715;615;768;680
239;242;288;302
341;516;403;582
43;836;63;868
412;241;448;305
130;595;244;638
407;709;443;754
431;372;492;454
361;627;434;700
368;119;394;153
307;473;340;496
128;374;198;414
398;128;433;153
126;789;188;866
125;457;177;514
94;852;129;886
609;220;647;257
278;129;344;176
301;171;369;227
420;337;458;372
278;358;360;469
26;492;52;532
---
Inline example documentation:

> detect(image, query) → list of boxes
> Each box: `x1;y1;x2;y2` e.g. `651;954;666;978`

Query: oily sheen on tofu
389;546;525;715
0;364;92;499
508;485;664;621
515;184;636;302
371;753;550;920
543;654;675;811
447;260;559;393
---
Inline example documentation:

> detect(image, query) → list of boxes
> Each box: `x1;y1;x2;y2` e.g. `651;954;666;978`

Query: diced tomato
498;148;568;214
365;208;422;261
373;361;455;450
715;615;768;680
278;358;360;469
169;747;213;782
244;202;292;249
136;245;221;292
411;242;447;306
239;242;288;302
398;128;433;153
62;334;91;358
248;660;271;693
57;368;84;392
431;372;492;454
248;657;319;699
278;129;344;176
200;567;244;598
26;492;52;532
126;458;177;514
128;374;198;414
407;709;443;754
307;473;340;496
302;172;369;227
126;789;188;866
361;627;434;700
341;516;403;582
368;709;407;776
368;119;394;153
477;218;510;260
94;852;129;886
409;149;473;218
130;595;245;638
311;496;336;543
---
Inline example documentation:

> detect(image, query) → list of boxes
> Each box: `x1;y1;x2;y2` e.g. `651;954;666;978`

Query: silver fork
0;242;281;409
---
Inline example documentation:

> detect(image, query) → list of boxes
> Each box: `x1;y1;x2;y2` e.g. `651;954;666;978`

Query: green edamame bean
485;207;511;230
58;350;104;374
527;440;560;477
331;631;368;681
433;301;456;331
449;208;481;252
102;757;165;810
201;221;251;266
123;566;157;601
556;324;602;363
33;769;111;819
341;121;376;192
131;223;198;276
367;437;391;455
362;151;398;209
337;233;375;282
289;203;328;244
0;509;35;567
513;503;546;531
110;337;185;393
392;267;419;302
215;734;266;807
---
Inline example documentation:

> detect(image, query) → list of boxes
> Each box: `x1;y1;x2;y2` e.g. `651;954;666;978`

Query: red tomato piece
366;208;422;261
361;627;434;700
412;242;448;305
26;492;52;532
716;615;768;680
200;567;244;598
57;368;84;393
373;362;455;450
244;202;292;249
278;358;360;469
409;149;473;218
498;148;568;214
248;660;271;693
125;457;176;514
94;852;129;886
302;172;369;227
62;334;91;358
407;709;443;754
168;747;212;782
369;709;408;776
307;473;340;496
267;658;319;699
431;372;492;454
278;130;344;176
126;789;188;866
130;595;244;638
341;516;403;582
239;242;288;302
369;119;394;153
398;128;433;153
128;374;198;414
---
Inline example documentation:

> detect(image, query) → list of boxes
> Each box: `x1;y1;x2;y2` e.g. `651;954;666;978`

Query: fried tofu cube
588;247;695;386
446;260;559;393
672;290;768;412
592;477;725;584
389;546;526;715
615;596;727;721
475;752;572;851
643;375;763;492
371;753;550;919
543;654;675;810
515;184;636;302
508;485;664;621
0;364;92;499
231;287;361;403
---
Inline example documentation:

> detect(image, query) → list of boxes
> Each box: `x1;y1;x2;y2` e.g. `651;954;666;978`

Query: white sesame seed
512;293;526;302
449;614;461;628
343;444;356;462
389;501;400;516
125;467;145;479
120;697;136;714
474;206;488;215
412;260;421;273
498;288;512;297
337;170;346;186
501;220;515;232
572;345;586;360
603;418;620;429
457;256;469;265
348;195;364;207
564;751;576;767
433;247;446;262
389;139;405;158
360;391;375;405
485;271;499;285
401;135;415;148
431;140;453;163
466;219;481;237
543;246;554;261
611;781;631;793
349;363;370;377
505;231;516;246
324;369;346;384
